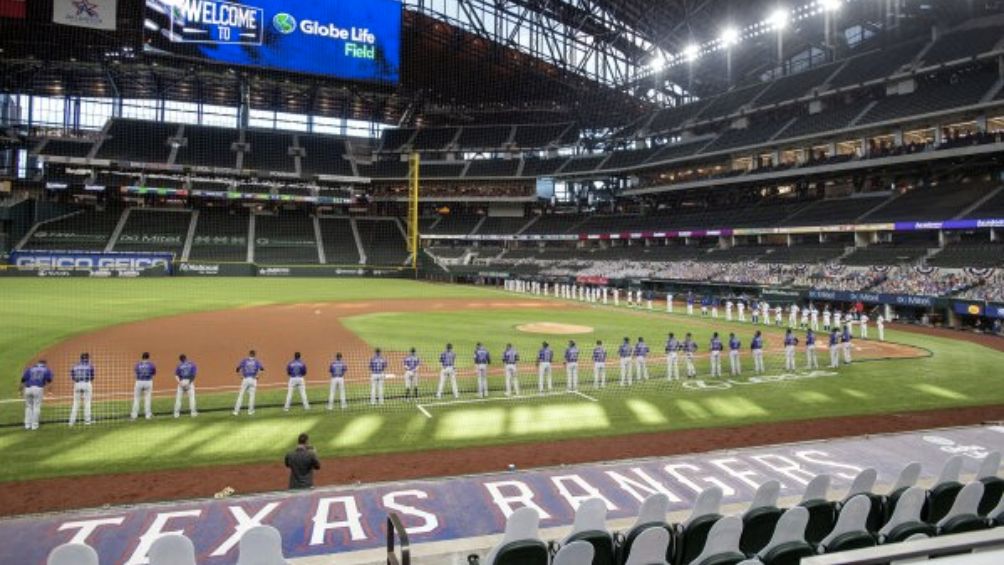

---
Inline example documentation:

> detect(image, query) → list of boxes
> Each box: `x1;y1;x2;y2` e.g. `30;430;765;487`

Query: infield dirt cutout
516;322;594;335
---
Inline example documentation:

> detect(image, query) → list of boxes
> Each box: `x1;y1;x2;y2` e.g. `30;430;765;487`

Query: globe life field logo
268;10;378;60
272;12;296;34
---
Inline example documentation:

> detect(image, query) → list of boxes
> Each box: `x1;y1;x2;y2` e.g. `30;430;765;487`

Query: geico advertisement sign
15;257;169;270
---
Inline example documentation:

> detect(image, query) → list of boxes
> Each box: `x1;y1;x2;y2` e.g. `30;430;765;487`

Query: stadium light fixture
769;8;790;30
820;0;841;12
720;27;740;47
683;44;701;62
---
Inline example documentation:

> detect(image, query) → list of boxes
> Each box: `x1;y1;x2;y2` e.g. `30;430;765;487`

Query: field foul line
416;390;594;418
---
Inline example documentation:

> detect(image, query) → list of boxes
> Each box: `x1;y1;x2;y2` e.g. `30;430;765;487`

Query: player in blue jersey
21;359;53;430
233;350;264;416
328;353;348;410
437;343;458;399
728;332;742;376
634;337;650;381
665;332;680;381
370;348;388;405
68;352;95;426
131;352;157;421
502;344;520;396
805;329;819;369
682;333;698;378
751;331;765;374
618;337;633;386
564;340;580;391
592;340;607;388
174;354;198;418
709;333;723;378
403;348;421;400
828;329;841;368
284;352;310;412
841;325;854;364
784;329;799;372
538;341;554;393
474;342;491;398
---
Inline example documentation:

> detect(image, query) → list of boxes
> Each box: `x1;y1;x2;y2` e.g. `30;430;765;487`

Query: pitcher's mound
517;322;594;335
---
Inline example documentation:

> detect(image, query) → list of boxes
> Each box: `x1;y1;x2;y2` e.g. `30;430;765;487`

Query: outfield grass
0;278;1002;483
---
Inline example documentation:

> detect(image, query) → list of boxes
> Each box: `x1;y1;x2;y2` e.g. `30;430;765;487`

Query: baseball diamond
5;2;1004;563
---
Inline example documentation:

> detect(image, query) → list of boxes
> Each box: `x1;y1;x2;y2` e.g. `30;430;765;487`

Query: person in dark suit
285;433;320;489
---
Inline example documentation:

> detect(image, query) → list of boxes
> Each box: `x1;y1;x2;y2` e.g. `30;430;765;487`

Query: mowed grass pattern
0;278;1002;483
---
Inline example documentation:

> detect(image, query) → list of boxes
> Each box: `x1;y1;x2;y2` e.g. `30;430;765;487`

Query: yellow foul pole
407;152;420;272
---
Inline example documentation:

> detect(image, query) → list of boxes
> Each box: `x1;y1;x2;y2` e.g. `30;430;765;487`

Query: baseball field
2;277;1004;516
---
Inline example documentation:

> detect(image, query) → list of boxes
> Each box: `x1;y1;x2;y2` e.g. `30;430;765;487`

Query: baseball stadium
2;1;1004;564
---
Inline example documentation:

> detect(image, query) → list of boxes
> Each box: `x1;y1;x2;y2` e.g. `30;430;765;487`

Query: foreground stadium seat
616;494;673;565
923;455;964;524
554;540;595;565
976;451;1003;517
625;527;671;565
688;516;745;565
739;480;783;556
990;491;1004;525
675;487;724;565
755;507;814;565
878;487;936;543
472;507;548;565
818;495;876;554
844;468;884;533
236;525;289;565
47;542;99;565
149;534;197;565
937;481;990;535
798;474;838;546
885;462;922;522
561;498;615;565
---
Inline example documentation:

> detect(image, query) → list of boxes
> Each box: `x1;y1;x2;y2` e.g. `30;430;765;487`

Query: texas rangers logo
73;0;99;17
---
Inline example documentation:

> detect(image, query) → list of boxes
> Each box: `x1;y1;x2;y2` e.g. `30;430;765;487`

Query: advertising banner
143;0;401;84
53;0;117;30
8;251;174;273
0;0;25;19
808;289;936;308
952;301;1004;319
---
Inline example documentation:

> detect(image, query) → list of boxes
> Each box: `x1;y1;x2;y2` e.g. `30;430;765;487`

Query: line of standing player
18;322;857;430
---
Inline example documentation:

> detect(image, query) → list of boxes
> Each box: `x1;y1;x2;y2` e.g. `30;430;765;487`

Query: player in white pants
592;340;607;387
876;315;886;341
437;344;459;399
564;340;580;391
682;334;698;378
284;352;310;411
502;344;520;396
328;353;348;409
709;333;723;378
841;327;853;364
751;332;765;374
174;354;198;418
403;348;421;400
737;301;746;322
805;330;819;369
665;333;680;381
633;337;650;381
369;349;388;405
21;360;52;430
233;350;264;416
474;343;491;398
783;329;798;372
131;352;156;420
728;334;742;376
725;300;733;321
860;314;869;339
68;352;95;426
537;342;554;392
828;330;841;368
614;339;630;387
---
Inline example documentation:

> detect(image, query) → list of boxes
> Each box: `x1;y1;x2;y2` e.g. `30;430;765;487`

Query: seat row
469;452;1004;565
